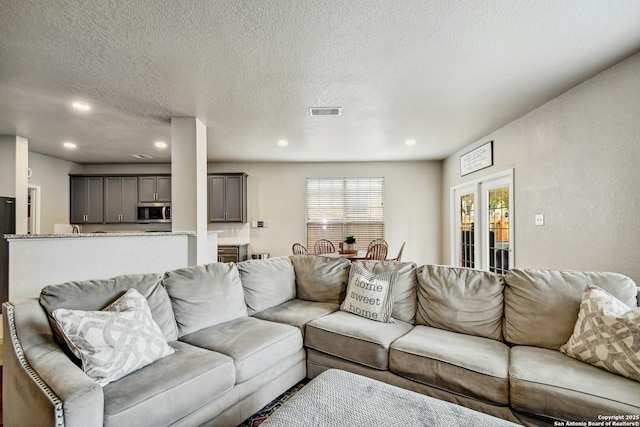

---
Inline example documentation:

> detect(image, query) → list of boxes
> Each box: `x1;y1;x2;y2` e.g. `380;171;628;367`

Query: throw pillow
53;288;175;386
560;284;640;382
340;263;397;323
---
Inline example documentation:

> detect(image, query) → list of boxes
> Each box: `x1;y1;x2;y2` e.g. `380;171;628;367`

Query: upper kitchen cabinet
209;173;247;223
139;176;171;203
70;176;104;223
104;177;138;223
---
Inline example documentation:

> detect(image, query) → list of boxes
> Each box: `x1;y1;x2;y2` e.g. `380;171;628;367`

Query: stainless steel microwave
137;203;171;223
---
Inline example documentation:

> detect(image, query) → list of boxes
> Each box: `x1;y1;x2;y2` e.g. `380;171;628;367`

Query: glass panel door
487;185;510;274
451;169;513;273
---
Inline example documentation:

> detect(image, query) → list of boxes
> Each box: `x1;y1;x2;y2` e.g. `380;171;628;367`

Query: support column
0;135;29;234
171;118;209;265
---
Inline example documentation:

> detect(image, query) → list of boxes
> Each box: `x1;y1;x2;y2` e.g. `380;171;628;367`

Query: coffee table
260;369;520;426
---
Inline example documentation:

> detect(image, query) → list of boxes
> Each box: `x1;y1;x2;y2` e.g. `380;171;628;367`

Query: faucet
72;225;80;234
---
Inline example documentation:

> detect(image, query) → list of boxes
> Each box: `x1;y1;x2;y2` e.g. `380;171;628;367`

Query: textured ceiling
1;0;640;164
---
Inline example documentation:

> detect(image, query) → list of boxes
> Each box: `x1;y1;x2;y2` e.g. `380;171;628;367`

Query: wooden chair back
365;243;388;260
367;239;388;251
388;242;406;261
292;243;308;255
314;239;335;254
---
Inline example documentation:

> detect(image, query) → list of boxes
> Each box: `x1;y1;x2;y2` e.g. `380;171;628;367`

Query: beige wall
442;52;640;283
209;161;442;264
28;152;82;233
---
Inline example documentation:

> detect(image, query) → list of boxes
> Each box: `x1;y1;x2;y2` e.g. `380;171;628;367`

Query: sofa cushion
53;288;175;386
416;265;504;341
305;310;413;370
103;340;235;427
291;255;350;303
340;263;397;323
163;263;248;337
560;284;640;382
179;317;303;384
509;346;640;421
238;257;296;315
355;260;418;324
252;299;338;337
504;268;638;350
40;272;178;343
389;326;510;405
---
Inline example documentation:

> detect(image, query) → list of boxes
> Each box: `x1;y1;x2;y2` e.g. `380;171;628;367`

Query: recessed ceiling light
63;142;77;149
155;141;168;149
405;139;416;146
72;102;91;111
277;139;289;147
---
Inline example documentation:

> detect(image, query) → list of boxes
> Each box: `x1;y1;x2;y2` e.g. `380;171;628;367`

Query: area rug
237;379;309;427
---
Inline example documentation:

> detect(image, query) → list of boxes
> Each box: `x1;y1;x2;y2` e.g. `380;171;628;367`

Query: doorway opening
28;185;41;235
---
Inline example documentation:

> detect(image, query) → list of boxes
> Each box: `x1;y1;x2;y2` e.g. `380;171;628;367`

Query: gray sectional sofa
3;255;639;426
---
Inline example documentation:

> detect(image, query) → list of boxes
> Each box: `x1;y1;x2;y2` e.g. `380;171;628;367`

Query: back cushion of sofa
40;272;178;343
238;256;296;314
504;268;638;350
291;255;350;303
416;265;504;341
163;263;248;337
355;260;418;324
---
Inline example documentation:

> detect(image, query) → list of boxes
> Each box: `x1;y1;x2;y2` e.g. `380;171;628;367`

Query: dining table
322;250;368;261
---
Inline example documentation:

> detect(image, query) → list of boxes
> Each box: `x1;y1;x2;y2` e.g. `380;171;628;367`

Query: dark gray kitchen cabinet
70;176;104;223
208;173;247;223
139;176;171;203
105;177;138;223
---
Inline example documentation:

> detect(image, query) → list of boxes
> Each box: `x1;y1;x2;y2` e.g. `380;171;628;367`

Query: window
451;169;513;274
306;178;384;252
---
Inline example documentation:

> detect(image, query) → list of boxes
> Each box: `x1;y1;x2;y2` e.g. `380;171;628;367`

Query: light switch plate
535;214;544;226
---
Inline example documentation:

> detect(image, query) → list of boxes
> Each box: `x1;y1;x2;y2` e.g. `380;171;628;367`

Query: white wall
209;161;442;265
28;152;82;233
441;52;640;284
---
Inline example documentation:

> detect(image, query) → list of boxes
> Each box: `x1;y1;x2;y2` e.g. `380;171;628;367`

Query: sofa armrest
3;300;104;427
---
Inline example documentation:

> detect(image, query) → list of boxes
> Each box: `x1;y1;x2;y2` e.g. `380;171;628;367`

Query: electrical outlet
535;214;544;226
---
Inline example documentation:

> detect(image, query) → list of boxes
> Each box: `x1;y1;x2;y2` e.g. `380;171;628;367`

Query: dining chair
314;239;336;255
388;241;405;261
367;239;388;251
292;243;308;255
365;243;388;260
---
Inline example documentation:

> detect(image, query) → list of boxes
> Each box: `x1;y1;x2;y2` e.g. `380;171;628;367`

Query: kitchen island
4;231;210;301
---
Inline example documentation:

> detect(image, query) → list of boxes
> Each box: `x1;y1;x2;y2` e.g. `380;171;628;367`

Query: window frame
306;177;385;252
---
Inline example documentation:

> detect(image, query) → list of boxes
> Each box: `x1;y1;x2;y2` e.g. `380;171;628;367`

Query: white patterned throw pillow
560;284;640;382
340;263;397;323
53;288;175;386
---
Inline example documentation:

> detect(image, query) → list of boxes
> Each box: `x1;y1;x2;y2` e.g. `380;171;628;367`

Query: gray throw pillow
354;260;417;324
560;284;640;382
52;288;174;387
340;263;397;323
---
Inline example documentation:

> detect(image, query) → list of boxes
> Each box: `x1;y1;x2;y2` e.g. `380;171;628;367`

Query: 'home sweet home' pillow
340;263;397;323
53;288;175;386
560;284;640;382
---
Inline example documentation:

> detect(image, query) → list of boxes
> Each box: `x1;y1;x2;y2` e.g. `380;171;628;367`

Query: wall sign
460;141;493;176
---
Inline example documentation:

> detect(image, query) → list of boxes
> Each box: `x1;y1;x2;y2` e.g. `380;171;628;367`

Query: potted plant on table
342;235;357;254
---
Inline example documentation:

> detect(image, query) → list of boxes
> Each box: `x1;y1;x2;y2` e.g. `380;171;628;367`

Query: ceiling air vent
309;107;341;116
132;153;153;159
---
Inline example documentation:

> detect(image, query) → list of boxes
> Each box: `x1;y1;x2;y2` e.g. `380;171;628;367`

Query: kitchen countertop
4;231;196;239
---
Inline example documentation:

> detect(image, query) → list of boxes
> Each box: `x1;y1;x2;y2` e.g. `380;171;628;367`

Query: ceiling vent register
309;107;341;116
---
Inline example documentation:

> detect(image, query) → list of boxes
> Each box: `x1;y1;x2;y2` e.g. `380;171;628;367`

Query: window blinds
306;178;384;252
